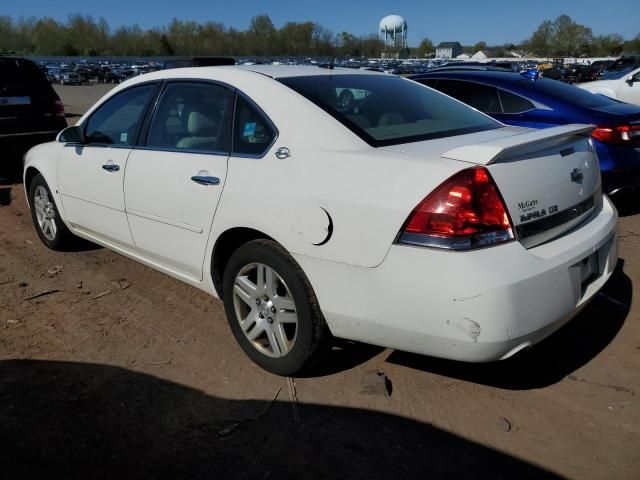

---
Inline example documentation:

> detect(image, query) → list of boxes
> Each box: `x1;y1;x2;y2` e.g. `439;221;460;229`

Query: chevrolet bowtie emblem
570;168;584;184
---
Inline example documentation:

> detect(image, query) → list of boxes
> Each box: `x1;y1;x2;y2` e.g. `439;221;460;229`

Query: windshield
278;74;500;147
602;67;636;80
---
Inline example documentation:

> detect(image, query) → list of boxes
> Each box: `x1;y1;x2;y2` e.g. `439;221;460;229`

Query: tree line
523;15;639;57
0;14;384;57
0;13;638;58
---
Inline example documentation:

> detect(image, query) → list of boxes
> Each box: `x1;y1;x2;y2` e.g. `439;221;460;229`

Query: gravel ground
0;83;639;479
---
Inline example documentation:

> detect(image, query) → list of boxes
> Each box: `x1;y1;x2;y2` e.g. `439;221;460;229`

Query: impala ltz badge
570;168;584;184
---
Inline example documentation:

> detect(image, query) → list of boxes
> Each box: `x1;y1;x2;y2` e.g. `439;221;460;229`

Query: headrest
378;112;406;126
187;110;217;136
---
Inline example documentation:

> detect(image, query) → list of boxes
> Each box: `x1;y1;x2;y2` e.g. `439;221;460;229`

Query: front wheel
222;239;329;376
29;174;73;250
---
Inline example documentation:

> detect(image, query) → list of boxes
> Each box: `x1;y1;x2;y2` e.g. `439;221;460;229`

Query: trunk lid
386;124;601;249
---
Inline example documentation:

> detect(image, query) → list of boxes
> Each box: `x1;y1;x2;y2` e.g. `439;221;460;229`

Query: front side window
232;95;276;156
279;74;500;147
146;82;233;153
84;84;156;146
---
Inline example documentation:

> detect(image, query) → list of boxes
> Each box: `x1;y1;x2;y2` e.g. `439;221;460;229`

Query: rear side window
84;84;156;146
436;80;501;113
232;95;276;156
146;82;233;153
498;89;535;114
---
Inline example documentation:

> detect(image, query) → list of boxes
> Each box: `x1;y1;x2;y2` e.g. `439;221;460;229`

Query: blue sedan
410;70;640;195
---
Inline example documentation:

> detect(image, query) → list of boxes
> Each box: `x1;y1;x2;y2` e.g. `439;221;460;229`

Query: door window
436;80;501;113
232;95;276;156
146;82;233;153
84;84;156;146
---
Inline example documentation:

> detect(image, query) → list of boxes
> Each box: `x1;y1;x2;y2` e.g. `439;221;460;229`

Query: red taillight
592;125;640;145
54;98;65;118
399;167;514;250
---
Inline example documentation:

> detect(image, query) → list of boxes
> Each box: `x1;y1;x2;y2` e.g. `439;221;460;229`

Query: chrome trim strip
516;195;595;241
60;192;125;212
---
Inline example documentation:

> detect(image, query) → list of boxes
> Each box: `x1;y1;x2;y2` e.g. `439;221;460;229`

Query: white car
23;66;618;375
579;66;640;106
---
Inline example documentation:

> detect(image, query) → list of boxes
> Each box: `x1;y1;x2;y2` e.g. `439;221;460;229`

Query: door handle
191;175;220;186
102;164;120;172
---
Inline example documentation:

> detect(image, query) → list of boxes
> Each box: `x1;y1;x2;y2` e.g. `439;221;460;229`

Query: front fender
23;141;67;221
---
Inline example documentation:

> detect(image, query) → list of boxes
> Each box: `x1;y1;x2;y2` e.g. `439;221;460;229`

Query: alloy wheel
232;263;298;358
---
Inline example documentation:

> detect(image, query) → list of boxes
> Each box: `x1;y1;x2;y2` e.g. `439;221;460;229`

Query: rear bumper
296;196;618;362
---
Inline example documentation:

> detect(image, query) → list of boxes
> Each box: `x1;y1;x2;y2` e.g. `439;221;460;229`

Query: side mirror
58;125;85;144
625;77;637;86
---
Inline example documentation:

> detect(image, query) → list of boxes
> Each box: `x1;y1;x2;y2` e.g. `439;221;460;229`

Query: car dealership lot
1;84;639;478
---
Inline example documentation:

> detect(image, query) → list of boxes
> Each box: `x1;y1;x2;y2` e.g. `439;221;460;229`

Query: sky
3;0;639;47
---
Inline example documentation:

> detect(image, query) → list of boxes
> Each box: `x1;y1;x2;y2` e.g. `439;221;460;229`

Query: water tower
379;15;407;50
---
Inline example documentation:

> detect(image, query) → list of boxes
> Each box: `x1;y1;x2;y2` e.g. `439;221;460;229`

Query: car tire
28;174;73;250
222;239;329;376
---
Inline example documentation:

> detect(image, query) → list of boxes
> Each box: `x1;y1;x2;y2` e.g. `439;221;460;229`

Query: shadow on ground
0;187;11;206
611;192;640;217
387;259;632;390
0;359;559;480
0;153;24;185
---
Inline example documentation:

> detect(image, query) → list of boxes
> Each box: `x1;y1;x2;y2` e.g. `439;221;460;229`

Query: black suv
1;56;67;158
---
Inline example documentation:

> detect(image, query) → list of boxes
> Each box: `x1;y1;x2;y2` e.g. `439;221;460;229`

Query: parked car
588;60;614;80
23;66;617;375
60;71;82;86
411;70;640;196
579;66;640;106
601;56;640;80
0;55;67;159
563;64;593;84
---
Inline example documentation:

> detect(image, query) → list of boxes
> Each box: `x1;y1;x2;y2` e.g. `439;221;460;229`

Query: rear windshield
278;74;500;147
527;77;620;108
0;58;47;85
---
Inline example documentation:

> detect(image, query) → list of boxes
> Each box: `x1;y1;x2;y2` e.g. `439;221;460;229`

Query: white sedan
24;66;618;375
579;66;640;106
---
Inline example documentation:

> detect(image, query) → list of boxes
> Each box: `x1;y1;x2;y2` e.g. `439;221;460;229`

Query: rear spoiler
441;124;595;165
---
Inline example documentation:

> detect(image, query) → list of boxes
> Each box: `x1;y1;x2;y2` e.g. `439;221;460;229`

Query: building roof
472;50;488;59
436;42;462;48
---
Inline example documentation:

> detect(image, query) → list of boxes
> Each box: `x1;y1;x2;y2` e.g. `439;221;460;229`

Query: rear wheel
29;174;73;250
222;239;329;376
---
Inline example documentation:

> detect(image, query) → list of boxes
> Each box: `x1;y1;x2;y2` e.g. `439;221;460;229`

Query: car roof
411;70;640;118
411;70;560;96
128;64;386;86
233;64;385;78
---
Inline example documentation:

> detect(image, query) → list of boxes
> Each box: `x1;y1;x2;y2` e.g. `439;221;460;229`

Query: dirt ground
1;83;639;479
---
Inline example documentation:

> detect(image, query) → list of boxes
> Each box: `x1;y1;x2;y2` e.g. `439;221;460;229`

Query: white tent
456;53;471;59
472;50;488;59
